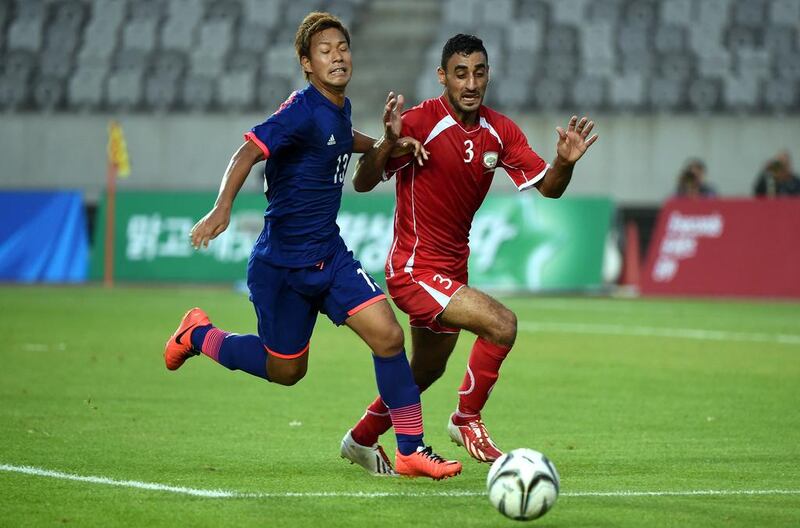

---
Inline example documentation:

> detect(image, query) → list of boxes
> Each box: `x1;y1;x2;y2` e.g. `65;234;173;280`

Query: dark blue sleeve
244;94;310;158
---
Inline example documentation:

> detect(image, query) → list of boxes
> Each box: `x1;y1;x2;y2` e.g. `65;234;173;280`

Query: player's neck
309;78;346;108
442;94;479;127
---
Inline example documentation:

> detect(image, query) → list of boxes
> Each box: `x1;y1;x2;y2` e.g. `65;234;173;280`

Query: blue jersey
244;83;353;268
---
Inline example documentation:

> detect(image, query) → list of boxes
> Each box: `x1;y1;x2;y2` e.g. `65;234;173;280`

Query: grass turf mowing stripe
3;464;800;500
518;322;800;345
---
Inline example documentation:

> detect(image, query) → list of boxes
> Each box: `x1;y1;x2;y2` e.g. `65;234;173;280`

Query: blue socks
372;349;424;455
192;325;268;380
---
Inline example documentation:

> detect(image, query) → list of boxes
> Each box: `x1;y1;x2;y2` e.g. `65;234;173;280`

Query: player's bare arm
353;92;429;192
536;115;598;198
353;128;424;159
190;140;264;249
353;130;377;153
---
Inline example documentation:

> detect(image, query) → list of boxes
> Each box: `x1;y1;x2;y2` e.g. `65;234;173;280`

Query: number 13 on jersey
334;153;350;184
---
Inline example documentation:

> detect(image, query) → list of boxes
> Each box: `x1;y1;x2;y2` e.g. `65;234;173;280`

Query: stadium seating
424;0;799;113
0;0;796;113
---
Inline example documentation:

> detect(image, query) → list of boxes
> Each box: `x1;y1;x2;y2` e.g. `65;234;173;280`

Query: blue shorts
247;242;385;359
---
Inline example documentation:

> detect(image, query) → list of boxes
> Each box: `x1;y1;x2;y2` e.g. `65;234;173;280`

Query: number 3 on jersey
463;140;474;163
333;153;350;184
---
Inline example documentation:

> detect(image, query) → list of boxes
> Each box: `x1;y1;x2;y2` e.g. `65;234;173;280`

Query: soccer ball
486;448;560;521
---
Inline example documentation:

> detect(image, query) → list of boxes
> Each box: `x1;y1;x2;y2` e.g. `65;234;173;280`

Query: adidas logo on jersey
327;134;336;146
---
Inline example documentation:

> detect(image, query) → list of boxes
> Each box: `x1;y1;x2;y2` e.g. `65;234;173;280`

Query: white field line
513;299;800;321
518;321;800;346
2;464;799;500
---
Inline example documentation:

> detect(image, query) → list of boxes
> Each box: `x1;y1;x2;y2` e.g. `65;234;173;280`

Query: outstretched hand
556;116;598;164
190;205;231;249
383;91;404;142
383;91;429;165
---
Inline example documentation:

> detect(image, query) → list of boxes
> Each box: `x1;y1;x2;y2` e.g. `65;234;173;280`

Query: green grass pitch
1;286;799;527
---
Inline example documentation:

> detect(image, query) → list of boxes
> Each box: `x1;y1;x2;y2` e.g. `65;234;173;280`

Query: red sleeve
499;118;549;191
383;108;422;180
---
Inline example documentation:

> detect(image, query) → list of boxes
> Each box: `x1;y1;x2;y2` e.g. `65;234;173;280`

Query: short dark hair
295;12;351;79
440;34;488;71
684;158;706;172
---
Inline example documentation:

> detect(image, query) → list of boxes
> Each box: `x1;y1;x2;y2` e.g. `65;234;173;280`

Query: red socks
351;337;512;445
351;397;392;447
455;337;511;420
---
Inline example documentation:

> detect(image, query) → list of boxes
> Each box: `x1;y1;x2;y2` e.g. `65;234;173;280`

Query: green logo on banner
93;191;612;290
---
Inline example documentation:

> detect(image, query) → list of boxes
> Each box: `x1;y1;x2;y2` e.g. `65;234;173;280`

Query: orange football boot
164;307;210;370
395;446;462;480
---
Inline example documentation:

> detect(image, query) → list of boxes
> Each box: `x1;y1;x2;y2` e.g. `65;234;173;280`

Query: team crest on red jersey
482;151;499;169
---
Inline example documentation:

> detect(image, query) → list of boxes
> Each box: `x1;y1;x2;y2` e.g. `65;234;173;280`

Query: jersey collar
307;83;351;115
438;94;482;131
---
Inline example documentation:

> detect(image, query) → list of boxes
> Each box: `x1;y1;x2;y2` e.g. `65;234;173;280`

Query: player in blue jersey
163;12;461;480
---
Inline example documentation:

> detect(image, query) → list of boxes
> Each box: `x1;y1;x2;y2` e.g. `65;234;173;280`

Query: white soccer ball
486;448;560;521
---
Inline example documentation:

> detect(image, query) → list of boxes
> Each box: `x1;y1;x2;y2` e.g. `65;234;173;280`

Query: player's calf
482;308;517;347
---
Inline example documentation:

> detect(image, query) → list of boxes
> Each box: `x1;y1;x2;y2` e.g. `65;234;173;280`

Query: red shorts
386;268;467;333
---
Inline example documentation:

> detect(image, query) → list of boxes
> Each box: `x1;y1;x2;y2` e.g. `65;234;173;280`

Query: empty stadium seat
144;75;180;111
68;67;105;108
659;0;693;27
442;0;479;29
7;17;44;52
654;25;687;55
40;48;74;79
572;76;607;110
549;0;588;26
182;75;215;111
256;74;294;111
0;76;29;110
106;70;144;108
534;78;568;108
218;70;256;109
768;0;800;25
649;77;685;111
688;78;721;111
495;77;528;108
763;80;796;111
507;19;543;53
736;48;772;79
123;19;159;53
723;74;761;110
698;50;732;78
0;0;795;114
609;73;646;109
242;0;283;29
33;76;65;111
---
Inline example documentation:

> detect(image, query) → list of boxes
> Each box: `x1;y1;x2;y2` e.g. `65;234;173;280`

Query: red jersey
384;95;549;278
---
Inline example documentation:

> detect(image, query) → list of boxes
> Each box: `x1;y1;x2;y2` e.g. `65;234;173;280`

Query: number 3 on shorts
357;267;377;292
433;274;453;290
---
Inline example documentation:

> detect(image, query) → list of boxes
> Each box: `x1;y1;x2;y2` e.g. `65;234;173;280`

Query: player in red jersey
340;34;598;472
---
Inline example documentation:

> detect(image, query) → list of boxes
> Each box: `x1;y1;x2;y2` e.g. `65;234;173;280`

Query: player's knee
371;324;405;358
486;309;517;347
268;361;308;386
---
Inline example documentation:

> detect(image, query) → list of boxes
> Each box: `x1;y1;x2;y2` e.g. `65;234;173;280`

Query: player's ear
300;55;313;76
437;67;446;87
